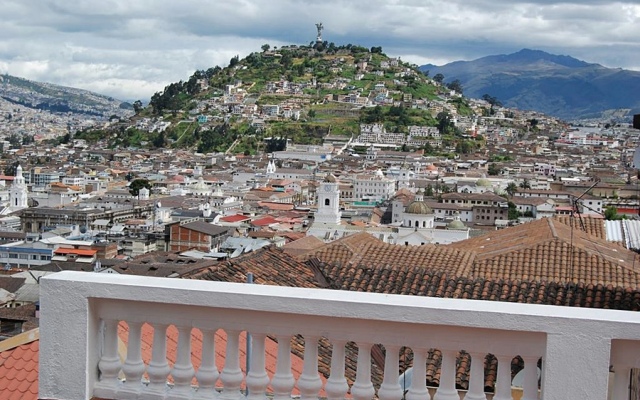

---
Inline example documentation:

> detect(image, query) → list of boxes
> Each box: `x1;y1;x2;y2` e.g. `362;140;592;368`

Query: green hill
73;44;478;154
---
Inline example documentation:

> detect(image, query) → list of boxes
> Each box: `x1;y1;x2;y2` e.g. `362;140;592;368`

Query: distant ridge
0;73;132;118
420;49;640;120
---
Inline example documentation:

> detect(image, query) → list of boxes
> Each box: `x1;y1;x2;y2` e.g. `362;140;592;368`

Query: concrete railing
39;271;640;400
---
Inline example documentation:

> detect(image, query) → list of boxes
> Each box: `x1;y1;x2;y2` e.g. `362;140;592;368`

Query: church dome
406;201;433;215
447;219;466;230
476;178;492;187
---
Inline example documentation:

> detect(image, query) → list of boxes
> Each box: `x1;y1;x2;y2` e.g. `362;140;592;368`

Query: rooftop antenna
568;179;600;288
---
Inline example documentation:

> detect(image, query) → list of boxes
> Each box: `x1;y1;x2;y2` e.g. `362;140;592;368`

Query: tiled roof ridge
547;217;559;239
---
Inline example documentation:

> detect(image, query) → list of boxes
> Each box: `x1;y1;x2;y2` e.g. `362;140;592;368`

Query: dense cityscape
0;17;640;400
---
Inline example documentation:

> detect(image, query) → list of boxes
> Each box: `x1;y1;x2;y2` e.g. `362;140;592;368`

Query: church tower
9;164;28;210
315;174;341;224
266;159;276;176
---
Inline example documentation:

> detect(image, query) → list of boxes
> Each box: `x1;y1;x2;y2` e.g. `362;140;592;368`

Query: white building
353;170;396;202
8;164;28;212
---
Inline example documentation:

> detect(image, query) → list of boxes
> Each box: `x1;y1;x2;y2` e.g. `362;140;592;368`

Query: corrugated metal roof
623;220;640;250
605;220;624;243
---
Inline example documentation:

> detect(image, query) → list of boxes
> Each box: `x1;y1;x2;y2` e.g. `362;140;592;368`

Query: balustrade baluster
325;339;349;400
464;352;487;400
219;329;244;400
613;365;631;400
94;319;122;399
406;348;429;400
493;355;513;400
298;336;323;400
521;356;539;400
140;323;170;400
245;333;269;400
118;321;146;399
194;329;219;400
434;350;459;400
167;326;196;400
351;342;375;400
271;335;295;400
377;345;402;400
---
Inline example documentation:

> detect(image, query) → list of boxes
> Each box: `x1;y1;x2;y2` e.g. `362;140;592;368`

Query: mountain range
0;74;132;119
420;49;640;120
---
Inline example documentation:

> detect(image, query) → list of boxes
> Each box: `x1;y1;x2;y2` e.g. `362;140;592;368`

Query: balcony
39;271;640;400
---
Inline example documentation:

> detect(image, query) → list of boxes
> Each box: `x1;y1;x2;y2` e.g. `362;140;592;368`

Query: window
324;199;330;206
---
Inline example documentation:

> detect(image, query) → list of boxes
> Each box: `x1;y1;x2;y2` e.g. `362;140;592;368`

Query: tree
261;44;270;52
604;206;625;220
129;178;152;197
436;112;455;135
308;109;316;119
508;202;520;220
446;79;463;94
229;55;240;67
481;94;502;107
425;185;434;197
487;163;501;176
133;100;143;113
505;182;518;197
519;179;531;190
433;73;445;84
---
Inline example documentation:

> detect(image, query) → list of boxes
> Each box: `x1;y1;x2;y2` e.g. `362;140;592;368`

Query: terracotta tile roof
251;216;280;226
553;214;606;240
0;276;26;294
448;218;640;287
300;233;475;278
219;214;251;223
0;329;39;400
282;236;325;258
185;246;323;288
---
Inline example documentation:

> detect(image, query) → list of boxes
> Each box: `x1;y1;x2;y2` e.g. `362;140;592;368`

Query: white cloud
0;0;638;100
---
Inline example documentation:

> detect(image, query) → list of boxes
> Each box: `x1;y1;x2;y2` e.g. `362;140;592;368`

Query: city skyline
1;0;639;101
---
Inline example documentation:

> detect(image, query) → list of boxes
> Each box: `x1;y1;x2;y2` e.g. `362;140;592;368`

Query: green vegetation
64;42;492;155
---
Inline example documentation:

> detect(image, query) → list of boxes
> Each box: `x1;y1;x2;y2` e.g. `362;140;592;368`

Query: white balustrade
521;356;539;400
271;335;295;400
194;328;219;400
119;321;146;399
377;345;402;400
39;272;640;400
140;323;170;400
219;329;244;400
324;339;349;400
93;319;122;399
406;348;429;400
493;355;513;400
298;336;323;400
245;333;269;400
350;342;375;400
465;352;487;400
434;350;459;400
167;325;196;399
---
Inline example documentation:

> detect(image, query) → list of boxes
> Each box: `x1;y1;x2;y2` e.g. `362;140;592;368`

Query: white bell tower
315;175;341;224
9;164;28;210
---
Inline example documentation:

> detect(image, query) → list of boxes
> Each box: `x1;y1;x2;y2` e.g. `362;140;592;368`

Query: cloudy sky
1;0;639;101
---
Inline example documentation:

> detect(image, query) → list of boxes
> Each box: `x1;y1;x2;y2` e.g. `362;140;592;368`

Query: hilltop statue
315;22;323;43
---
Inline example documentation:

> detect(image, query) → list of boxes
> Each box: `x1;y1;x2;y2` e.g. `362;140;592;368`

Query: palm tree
506;182;518;197
519;179;531;190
